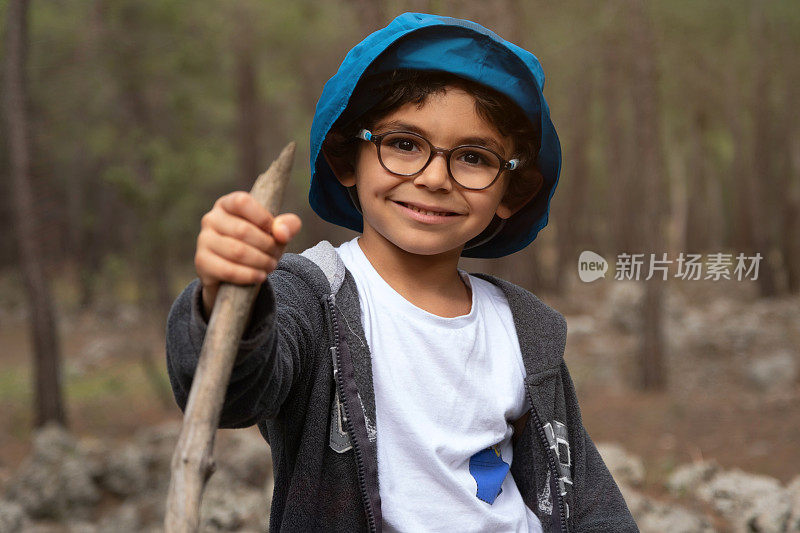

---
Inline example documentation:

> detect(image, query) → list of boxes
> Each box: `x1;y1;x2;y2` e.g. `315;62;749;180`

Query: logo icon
578;251;608;282
469;444;509;505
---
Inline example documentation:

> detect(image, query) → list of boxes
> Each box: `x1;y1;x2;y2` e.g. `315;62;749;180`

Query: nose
412;151;453;192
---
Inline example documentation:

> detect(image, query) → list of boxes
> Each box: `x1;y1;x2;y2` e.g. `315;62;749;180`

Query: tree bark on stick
164;142;296;532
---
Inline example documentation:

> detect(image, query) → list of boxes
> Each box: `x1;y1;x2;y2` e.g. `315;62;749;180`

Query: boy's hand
195;191;302;319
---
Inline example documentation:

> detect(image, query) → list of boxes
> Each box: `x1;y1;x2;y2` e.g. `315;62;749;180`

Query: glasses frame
356;128;518;191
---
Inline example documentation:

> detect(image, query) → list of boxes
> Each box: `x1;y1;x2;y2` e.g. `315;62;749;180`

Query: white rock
101;443;149;497
134;421;181;471
747;350;798;391
667;460;719;496
697;469;783;525
0;499;27;533
607;282;643;333
217;429;272;489
7;424;100;519
200;471;269;531
67;521;98;533
746;489;792;532
595;442;645;487
638;503;715;533
565;315;596;339
618;482;650;517
97;502;140;533
31;423;75;463
786;476;800;531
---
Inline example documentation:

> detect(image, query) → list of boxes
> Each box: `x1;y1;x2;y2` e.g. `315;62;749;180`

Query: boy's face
335;87;516;258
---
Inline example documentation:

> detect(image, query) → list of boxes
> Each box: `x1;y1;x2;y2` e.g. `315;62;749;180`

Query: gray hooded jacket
165;241;638;532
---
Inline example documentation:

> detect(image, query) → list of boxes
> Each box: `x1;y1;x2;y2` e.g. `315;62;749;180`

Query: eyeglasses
356;129;518;190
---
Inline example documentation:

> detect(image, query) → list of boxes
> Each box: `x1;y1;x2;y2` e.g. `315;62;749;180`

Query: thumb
271;213;302;244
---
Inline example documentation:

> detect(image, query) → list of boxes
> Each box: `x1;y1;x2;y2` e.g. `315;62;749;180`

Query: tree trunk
777;15;800;294
96;2;174;317
727;69;754;255
671;111;722;257
234;14;262;193
748;1;779;296
698;110;726;252
783;130;800;294
4;0;68;427
628;0;666;391
555;56;593;294
666;132;687;258
684;112;706;253
601;3;637;256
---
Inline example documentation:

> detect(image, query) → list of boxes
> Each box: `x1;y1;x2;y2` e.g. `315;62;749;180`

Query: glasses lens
450;146;501;189
378;132;430;175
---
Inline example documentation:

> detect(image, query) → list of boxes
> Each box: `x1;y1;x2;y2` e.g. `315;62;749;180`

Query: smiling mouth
394;201;460;217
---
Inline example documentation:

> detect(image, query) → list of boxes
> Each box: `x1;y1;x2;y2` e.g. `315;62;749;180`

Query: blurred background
1;0;799;531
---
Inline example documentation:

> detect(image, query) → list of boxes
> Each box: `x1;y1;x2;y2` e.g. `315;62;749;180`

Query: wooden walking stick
164;142;296;532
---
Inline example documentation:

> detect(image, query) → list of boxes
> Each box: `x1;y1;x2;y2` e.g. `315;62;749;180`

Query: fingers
205;191;302;253
216;191;274;232
203;206;278;256
271;213;302;244
196;247;268;286
195;191;303;288
200;229;276;274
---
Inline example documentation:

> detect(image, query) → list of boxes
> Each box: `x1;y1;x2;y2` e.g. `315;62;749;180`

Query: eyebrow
372;120;507;156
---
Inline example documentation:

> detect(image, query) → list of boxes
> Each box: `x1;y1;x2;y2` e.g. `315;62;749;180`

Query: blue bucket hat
309;12;561;258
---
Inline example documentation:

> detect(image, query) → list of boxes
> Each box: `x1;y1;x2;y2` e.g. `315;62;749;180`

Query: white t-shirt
335;237;544;533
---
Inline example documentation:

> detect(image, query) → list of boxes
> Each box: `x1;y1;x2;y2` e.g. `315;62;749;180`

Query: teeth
405;203;450;216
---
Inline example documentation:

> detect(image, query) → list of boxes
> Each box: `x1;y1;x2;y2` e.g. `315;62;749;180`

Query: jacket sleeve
561;360;640;532
164;270;324;428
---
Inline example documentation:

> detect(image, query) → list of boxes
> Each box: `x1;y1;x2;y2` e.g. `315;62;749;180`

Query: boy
166;12;638;533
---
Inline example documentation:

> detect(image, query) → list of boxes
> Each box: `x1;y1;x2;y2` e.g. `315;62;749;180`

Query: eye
380;132;427;154
457;149;493;167
393;139;418;152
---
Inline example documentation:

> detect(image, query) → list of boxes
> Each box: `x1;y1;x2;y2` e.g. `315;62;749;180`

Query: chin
385;232;468;257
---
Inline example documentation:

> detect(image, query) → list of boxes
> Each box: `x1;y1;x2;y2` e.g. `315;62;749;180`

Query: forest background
1;0;799;530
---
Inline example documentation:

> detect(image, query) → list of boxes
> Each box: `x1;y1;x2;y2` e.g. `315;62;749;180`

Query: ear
322;145;356;187
496;170;543;219
496;196;531;219
495;202;513;220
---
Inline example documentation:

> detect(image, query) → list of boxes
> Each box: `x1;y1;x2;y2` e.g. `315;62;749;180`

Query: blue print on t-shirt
469;445;510;504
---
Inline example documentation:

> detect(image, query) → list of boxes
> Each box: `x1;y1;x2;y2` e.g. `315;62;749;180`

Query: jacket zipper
327;294;378;533
526;388;568;533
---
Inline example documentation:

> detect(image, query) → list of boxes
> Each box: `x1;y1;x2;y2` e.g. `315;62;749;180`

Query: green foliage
0;365;30;402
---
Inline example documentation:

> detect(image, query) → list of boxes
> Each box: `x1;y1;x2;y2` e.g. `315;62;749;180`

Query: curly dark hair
322;69;544;213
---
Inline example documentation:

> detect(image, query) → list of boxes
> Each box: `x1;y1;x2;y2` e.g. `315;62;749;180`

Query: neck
357;227;466;299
